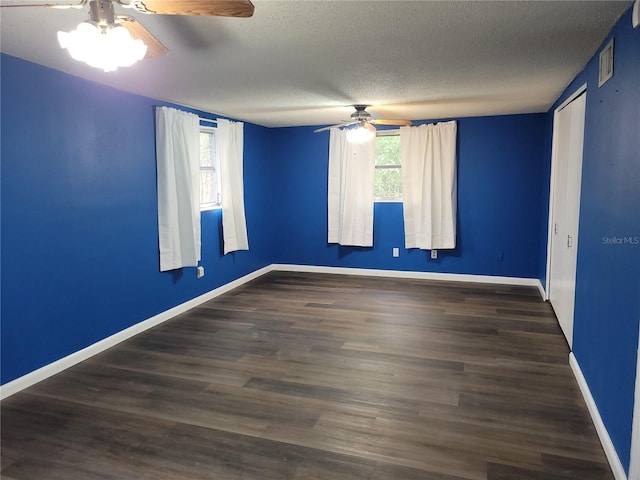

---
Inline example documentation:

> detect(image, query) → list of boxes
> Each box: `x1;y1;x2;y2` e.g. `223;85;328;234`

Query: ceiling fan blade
314;121;358;133
128;0;254;17
371;119;412;126
117;15;168;57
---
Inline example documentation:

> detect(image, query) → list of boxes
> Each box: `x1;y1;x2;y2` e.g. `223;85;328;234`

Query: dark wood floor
1;272;613;479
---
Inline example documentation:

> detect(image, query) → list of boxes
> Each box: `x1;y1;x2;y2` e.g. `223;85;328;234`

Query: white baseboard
272;264;545;297
0;265;273;401
569;352;627;480
1;263;544;400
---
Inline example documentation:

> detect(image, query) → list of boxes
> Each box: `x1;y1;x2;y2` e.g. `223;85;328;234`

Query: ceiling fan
1;0;254;71
313;105;412;134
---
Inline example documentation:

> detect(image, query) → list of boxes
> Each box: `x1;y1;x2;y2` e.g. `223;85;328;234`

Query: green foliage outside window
375;134;402;200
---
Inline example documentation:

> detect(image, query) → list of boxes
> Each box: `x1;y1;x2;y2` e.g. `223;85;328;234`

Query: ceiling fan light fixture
58;21;147;72
346;122;376;143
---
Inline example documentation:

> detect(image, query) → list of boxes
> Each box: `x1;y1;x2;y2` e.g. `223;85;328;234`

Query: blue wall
0;54;273;384
546;8;640;473
270;115;546;278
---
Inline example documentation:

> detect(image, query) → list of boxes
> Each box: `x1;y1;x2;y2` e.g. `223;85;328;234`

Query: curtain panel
327;129;376;247
217;118;249;254
155;106;201;271
400;121;457;250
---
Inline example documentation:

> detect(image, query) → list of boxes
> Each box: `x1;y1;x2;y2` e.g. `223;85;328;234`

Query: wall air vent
598;39;614;87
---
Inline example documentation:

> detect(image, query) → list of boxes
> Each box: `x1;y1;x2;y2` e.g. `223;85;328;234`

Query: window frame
199;126;222;211
374;129;402;203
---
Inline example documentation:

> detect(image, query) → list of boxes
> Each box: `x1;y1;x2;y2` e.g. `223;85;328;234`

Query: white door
547;90;586;348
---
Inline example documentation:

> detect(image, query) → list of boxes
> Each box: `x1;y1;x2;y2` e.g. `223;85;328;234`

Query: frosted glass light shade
58;22;147;72
346;124;376;143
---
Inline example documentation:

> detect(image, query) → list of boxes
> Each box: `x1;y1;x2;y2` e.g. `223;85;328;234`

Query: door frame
630;326;640;479
544;83;587;300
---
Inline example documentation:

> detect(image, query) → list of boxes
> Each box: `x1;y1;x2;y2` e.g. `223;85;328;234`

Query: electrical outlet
392;247;399;258
431;249;437;259
197;266;205;278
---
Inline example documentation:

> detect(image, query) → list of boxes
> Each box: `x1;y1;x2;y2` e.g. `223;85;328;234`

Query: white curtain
217;118;249;254
400;121;457;250
155;106;201;272
327;128;376;246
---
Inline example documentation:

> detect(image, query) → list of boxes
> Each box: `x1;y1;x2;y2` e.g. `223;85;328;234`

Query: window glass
200;129;221;210
375;132;402;201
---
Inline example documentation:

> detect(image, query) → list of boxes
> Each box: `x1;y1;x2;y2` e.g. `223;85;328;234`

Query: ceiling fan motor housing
351;105;372;121
90;0;116;26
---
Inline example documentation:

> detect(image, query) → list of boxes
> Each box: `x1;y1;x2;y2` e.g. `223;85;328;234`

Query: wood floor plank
1;272;614;479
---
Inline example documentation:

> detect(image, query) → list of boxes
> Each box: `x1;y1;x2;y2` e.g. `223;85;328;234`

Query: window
199;127;221;210
374;130;402;201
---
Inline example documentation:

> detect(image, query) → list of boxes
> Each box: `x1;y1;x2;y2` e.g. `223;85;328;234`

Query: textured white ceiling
0;0;631;127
